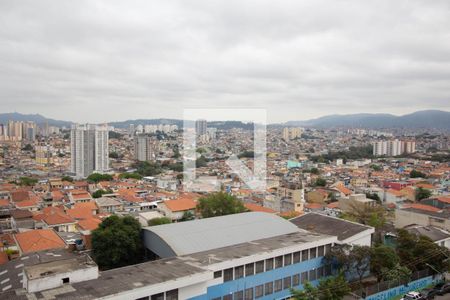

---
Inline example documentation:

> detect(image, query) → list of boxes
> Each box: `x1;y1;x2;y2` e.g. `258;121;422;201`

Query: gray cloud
0;0;449;123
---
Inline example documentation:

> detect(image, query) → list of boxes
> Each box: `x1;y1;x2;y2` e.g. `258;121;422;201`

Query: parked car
420;288;438;299
400;291;424;300
433;281;450;295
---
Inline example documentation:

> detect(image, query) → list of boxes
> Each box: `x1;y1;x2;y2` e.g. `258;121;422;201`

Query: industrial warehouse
1;212;376;300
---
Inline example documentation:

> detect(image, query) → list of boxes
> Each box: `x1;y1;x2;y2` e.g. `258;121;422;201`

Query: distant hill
2;110;449;130
0;112;72;127
285;110;450;129
110;119;254;130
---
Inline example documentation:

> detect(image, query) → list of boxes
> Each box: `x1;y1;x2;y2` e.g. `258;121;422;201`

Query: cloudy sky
1;0;449;123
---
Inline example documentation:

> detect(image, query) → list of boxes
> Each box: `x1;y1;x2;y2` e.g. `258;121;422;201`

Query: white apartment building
134;135;159;161
71;124;109;178
282;127;303;141
373;139;416;156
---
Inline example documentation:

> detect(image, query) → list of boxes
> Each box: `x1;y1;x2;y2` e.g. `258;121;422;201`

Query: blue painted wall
365;275;440;300
188;257;327;300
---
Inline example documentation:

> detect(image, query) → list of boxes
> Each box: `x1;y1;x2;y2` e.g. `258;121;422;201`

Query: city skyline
1;1;450;123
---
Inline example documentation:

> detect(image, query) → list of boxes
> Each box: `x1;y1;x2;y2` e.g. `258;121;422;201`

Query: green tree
410;170;427;178
92;215;144;270
108;131;123;139
87;173;113;183
382;264;411;282
119;172;143;180
166;162;183;172
18;177;38;186
326;245;371;287
180;211;195;222
342;202;386;243
291;273;350;300
109;151;120;159
133;161;162;176
415;187;431;200
237;150;254;159
197;192;247;218
92;189;112;198
309;167;320;175
61;175;74;182
148;217;172;226
22;144;33;151
196;155;208;168
365;192;381;203
396;229;450;272
370;245;399;282
370;164;382;171
314;178;327;187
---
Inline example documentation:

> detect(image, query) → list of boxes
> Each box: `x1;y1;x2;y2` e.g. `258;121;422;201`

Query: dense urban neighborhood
0;116;448;299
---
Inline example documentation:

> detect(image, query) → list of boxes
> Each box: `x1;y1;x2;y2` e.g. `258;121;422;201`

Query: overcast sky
1;0;449;123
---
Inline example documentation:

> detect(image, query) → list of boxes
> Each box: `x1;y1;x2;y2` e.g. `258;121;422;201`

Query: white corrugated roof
144;212;299;256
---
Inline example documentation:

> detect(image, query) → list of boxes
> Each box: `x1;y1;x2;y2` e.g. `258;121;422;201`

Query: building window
235;265;244;279
223;295;232;300
301;271;308;283
214;270;222;278
245;263;254;277
224;268;233;282
293;251;300;263
301;249;309;261
274;279;282;292
165;289;178;300
62;277;70;284
255;260;264;274
264;282;273;295
234;290;244;300
310;247;317;259
151;294;164;300
309;269;317;281
283;277;292;290
244;288;253;300
135;297;149;300
293;274;300;286
317;266;324;279
325;244;332;255
284;254;292;266
318;245;325;257
265;258;274;271
255;285;264;298
275;256;283;268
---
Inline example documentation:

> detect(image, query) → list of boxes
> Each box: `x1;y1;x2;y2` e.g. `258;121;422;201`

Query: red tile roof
15;198;39;208
77;218;102;231
244;203;276;213
67;207;93;220
163;197;197;212
15;229;66;254
404;203;441;213
334;184;352;196
11;190;30;202
436;196;450;204
305;203;324;209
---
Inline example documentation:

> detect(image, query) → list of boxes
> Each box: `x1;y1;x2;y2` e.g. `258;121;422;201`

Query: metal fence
354;269;432;297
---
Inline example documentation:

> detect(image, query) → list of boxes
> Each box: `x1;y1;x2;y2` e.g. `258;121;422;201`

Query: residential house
395;204;450;231
95;197;123;214
14;229;66;254
159;194;198;221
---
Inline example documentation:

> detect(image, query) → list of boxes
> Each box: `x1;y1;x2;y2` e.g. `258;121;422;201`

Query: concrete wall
395;209;450;231
25;266;98;293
